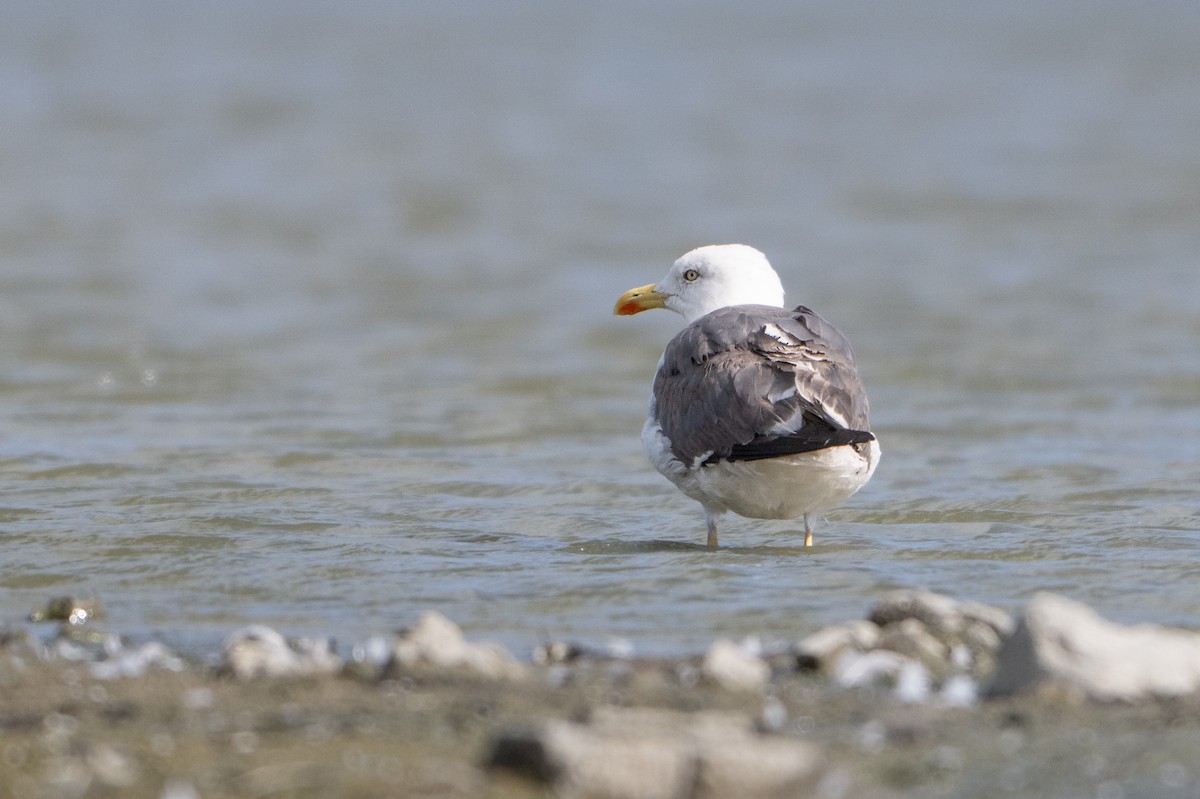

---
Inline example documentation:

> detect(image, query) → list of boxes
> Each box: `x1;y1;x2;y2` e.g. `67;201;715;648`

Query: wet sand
3;630;1199;799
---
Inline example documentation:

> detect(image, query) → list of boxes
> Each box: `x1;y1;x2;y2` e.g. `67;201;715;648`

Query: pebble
796;589;1015;704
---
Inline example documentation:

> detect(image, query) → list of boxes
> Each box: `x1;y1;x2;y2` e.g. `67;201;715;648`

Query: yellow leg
705;511;719;548
803;515;813;547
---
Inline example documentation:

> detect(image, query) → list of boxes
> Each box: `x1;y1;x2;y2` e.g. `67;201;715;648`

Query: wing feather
652;304;872;466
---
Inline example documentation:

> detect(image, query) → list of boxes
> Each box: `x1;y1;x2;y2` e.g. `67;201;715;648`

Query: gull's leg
803;514;813;548
705;510;719;548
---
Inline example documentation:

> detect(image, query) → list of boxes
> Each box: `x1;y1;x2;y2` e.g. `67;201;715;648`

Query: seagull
614;244;879;548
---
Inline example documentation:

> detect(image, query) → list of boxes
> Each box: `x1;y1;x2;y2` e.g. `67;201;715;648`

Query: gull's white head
614;244;786;324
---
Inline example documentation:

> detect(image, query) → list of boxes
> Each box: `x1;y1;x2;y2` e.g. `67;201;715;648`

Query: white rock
796;620;882;670
893;658;933;703
291;636;342;673
221;626;296;679
90;642;185;680
988;592;1200;701
950;644;973;671
220;625;341;680
795;626;855;670
846;619;882;650
832;649;913;689
939;674;979;706
760;695;788;732
388;611;523;680
700;639;770;692
354;634;394;666
541;720;693;799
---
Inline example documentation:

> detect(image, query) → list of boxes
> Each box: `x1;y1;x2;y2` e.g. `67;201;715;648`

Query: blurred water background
2;0;1198;656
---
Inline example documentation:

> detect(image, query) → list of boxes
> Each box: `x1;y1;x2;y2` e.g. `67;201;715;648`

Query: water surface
2;0;1198;656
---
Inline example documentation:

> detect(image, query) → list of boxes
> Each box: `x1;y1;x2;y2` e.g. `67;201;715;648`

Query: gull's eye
683;268;701;282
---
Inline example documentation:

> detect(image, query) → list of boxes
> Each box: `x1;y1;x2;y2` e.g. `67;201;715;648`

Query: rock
489;707;822;799
939;674;979;706
220;625;341;680
759;695;788;732
51;627;123;662
876;618;950;675
869;589;968;640
532;641;585;665
795;621;880;671
869;590;1014;650
28;596;101;625
221;626;293;679
350;634;394;667
831;649;915;689
846;618;883;650
893;658;933;703
958;599;1016;639
700;639;769;692
868;590;1012;679
793;591;1012;704
386;611;524;681
988;593;1200;701
493;719;691;799
694;736;824;799
829;647;937;702
961;619;1003;655
291;637;342;673
90;641;186;680
795;626;853;671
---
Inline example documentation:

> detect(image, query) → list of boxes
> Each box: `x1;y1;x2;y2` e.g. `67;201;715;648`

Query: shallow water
2;0;1198;656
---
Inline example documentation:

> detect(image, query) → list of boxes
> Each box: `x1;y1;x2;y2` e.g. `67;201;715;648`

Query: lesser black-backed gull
614;244;879;547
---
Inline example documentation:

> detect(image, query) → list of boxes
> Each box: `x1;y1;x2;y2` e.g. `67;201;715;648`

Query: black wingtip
705;429;874;464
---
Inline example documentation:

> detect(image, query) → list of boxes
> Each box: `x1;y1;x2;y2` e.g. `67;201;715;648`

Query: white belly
643;416;880;520
695;440;879;519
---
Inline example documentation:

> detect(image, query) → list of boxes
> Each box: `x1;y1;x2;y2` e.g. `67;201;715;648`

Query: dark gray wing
652;304;873;466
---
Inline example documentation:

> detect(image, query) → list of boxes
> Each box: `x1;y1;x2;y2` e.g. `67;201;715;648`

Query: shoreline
4;591;1200;798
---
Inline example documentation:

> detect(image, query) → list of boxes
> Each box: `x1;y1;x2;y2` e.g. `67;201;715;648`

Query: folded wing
652;304;874;467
